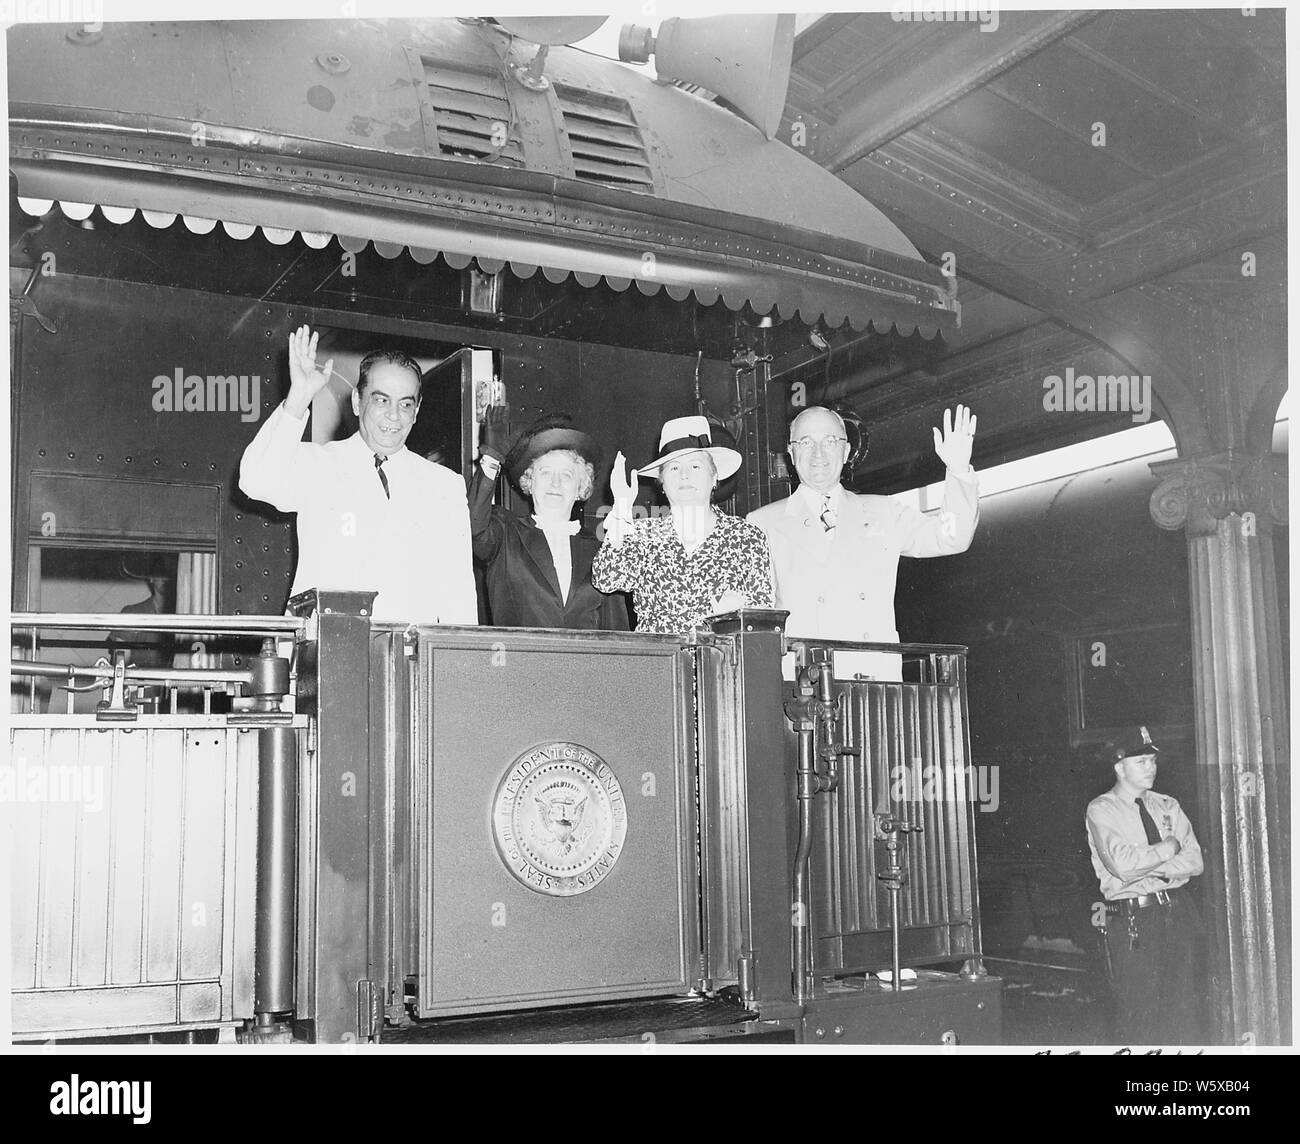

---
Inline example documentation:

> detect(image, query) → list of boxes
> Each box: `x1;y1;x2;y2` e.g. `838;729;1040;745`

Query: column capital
1149;451;1287;536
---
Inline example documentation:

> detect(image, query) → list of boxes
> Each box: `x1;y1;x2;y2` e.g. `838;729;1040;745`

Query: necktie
820;493;837;532
1136;797;1162;845
374;453;390;500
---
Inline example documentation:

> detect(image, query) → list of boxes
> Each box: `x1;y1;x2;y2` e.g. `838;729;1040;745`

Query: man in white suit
240;325;477;624
747;404;978;677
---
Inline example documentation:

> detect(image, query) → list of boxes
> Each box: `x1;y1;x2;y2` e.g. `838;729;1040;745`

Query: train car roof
8;18;957;338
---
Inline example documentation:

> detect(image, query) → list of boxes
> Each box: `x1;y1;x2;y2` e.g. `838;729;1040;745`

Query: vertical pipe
255;725;297;1020
792;723;814;1006
889;879;901;993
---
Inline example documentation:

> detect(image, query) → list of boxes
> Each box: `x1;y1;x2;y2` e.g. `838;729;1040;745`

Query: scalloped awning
11;157;959;338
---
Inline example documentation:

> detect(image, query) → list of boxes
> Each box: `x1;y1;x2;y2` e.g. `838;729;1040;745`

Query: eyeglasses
790;436;848;454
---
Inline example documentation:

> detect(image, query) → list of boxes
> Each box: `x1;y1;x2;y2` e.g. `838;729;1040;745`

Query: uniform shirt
239;402;477;624
592;508;773;635
1086;786;1204;900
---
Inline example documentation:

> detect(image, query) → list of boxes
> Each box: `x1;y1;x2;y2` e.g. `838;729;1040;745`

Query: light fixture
467;267;502;315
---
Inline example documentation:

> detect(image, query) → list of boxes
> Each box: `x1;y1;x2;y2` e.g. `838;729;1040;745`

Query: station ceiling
778;8;1285;490
7;12;1285;493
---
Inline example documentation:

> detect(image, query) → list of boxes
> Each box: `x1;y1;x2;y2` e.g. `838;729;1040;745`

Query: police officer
1085;726;1204;1044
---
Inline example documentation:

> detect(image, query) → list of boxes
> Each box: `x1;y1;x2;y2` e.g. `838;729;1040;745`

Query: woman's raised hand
610;450;639;513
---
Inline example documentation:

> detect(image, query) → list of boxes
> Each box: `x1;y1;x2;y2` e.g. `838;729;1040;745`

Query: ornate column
1150;451;1289;1045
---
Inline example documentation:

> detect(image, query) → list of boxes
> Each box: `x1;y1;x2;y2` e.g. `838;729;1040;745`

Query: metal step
381;993;778;1045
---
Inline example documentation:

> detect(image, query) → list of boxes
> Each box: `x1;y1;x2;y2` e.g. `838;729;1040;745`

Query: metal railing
788;640;984;979
11;612;303;717
7;613;304;1042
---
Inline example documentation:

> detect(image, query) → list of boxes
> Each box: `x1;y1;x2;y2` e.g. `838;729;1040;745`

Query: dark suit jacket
468;467;629;631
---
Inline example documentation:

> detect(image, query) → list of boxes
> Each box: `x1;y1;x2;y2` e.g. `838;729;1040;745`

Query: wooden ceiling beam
849;126;1284;306
833;194;1213;454
805;10;1097;173
791;13;860;63
978;79;1160;181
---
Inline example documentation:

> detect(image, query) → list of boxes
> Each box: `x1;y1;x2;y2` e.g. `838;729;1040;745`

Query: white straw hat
638;415;742;480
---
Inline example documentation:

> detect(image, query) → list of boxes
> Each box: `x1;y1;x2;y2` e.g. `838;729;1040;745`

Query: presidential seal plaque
492;742;627;897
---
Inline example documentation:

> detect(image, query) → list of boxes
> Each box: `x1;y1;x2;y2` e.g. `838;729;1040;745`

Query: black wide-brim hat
504;413;603;489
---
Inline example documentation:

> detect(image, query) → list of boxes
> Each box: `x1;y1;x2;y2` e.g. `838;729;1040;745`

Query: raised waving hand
285;325;335;419
932;404;977;473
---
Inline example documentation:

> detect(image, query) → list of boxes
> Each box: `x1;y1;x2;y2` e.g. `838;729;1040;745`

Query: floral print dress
592;508;774;635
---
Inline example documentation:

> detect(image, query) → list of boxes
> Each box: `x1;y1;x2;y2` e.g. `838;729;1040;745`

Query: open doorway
302;328;497;481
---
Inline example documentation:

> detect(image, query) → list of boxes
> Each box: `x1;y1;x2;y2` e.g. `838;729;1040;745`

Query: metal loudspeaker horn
618;14;796;140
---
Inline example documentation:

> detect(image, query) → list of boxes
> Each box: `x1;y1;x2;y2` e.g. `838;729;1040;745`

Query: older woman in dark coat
468;408;629;630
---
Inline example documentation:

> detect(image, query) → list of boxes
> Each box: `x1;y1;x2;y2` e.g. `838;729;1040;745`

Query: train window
1066;622;1194;741
15;548;182;713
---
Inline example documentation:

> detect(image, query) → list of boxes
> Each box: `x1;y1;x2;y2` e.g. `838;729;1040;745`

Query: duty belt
1106;889;1176;914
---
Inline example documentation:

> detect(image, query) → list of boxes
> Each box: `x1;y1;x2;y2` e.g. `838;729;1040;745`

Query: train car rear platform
10;599;1002;1047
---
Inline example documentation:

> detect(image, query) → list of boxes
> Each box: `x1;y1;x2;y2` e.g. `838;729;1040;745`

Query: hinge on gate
357;979;382;1041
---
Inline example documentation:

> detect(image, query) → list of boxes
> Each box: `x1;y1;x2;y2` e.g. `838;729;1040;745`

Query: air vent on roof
555;86;654;193
423;59;524;165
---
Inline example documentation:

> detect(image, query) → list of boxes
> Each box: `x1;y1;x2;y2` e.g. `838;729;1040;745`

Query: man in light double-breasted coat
747;404;979;678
